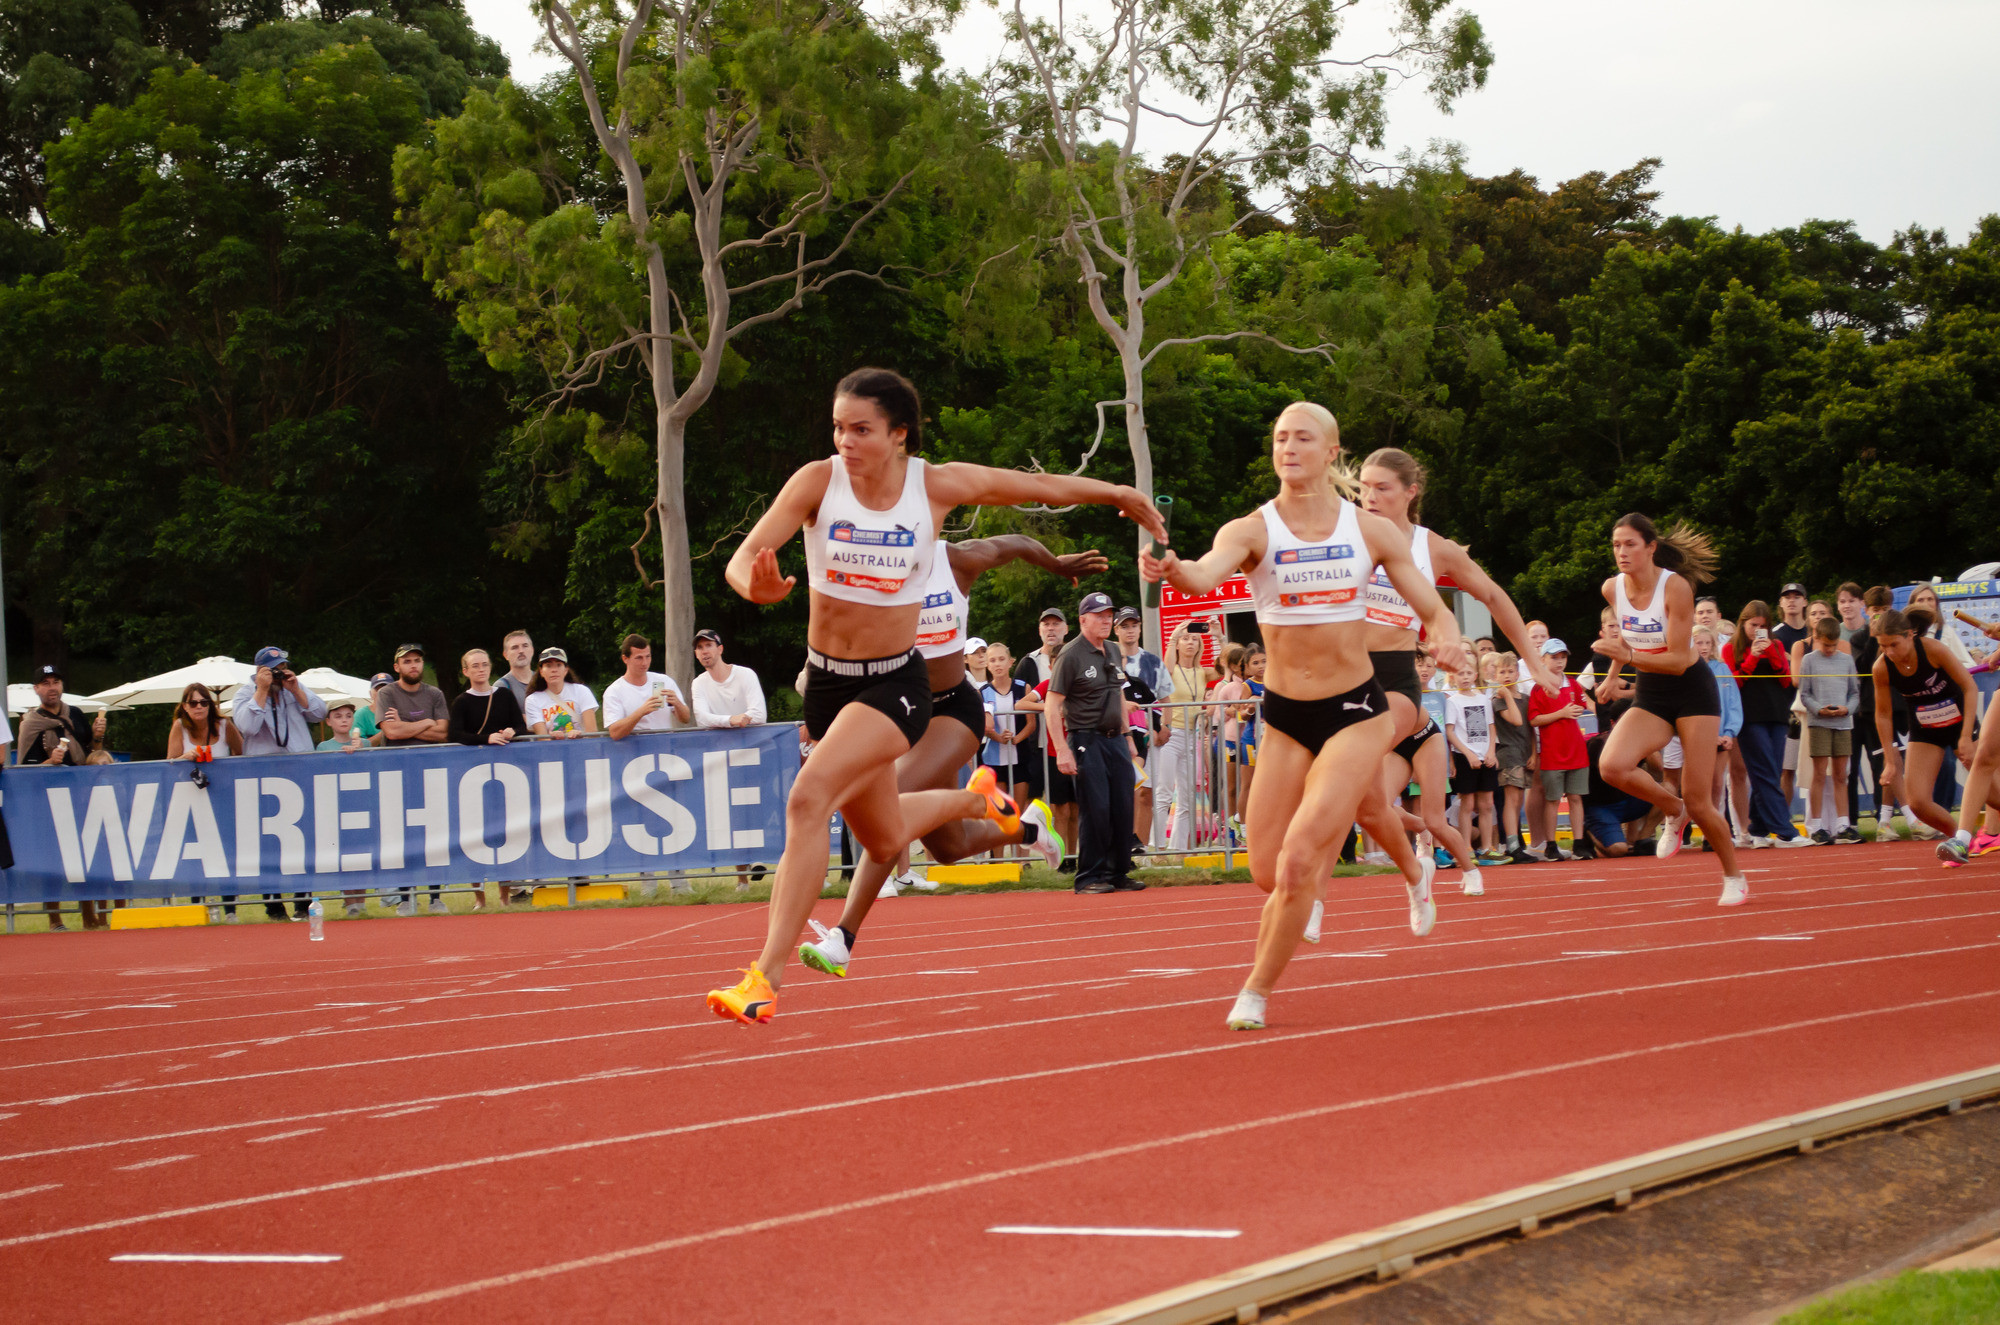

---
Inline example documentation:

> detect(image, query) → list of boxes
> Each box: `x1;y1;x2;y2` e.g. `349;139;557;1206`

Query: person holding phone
17;664;108;929
1722;601;1806;846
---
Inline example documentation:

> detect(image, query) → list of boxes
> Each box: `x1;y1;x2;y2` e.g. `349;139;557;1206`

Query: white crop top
1247;498;1369;626
1615;568;1677;655
802;456;935;607
915;541;969;659
1362;524;1436;631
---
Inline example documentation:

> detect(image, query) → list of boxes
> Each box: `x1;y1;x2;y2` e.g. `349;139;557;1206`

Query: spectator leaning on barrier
376;645;449;746
979;642;1036;852
1527;639;1589;862
1049;591;1141;895
525;648;599;737
316;702;365;752
499;630;536;710
690;630;765;729
17;664;110;929
450;648;527;747
603;634;691;738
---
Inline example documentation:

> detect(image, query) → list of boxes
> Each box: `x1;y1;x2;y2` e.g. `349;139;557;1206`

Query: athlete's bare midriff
925;652;967;692
806;590;921;660
1262;623;1375;700
1360;622;1419;653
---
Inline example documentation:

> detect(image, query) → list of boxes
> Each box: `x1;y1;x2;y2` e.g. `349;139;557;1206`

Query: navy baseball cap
253;646;289;669
1114;606;1141;624
1078;592;1115;616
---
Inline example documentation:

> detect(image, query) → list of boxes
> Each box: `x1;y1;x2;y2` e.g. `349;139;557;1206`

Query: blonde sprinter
710;368;1167;1024
1591;515;1746;905
1142;403;1463;1030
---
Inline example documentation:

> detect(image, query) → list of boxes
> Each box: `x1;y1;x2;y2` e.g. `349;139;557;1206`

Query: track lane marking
5;957;1994;1253
265;988;2000;1325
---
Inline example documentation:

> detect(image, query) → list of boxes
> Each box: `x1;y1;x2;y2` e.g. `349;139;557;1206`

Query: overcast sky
463;0;1999;244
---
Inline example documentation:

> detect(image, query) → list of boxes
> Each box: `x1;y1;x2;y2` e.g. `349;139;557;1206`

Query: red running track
1;845;1997;1324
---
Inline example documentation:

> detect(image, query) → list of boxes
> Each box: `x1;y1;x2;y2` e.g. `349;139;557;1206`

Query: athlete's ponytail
1273;402;1358;500
1362;448;1427;521
1615;513;1718;585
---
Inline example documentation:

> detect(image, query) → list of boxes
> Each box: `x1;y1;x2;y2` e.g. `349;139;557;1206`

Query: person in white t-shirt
1445;657;1500;867
602;634;691;738
524;647;602;737
690;629;766;728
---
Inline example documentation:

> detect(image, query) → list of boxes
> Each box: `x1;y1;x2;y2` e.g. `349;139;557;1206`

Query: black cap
1780;582;1807;598
34;663;61;682
1039;607;1066;622
694;629;722;646
1114;606;1141;625
1079;591;1115;616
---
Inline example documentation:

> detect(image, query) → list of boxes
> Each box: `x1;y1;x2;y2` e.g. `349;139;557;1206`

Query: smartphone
1186;621;1210;635
652;682;665;697
1754;628;1770;644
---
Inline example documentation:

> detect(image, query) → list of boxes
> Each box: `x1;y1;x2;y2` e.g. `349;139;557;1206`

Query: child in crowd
979;643;1035;856
1446;655;1502;867
1797;615;1862;844
1527;639;1591;862
1487;651;1534;862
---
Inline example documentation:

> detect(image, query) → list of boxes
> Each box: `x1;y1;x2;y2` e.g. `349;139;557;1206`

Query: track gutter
1068;1062;2000;1325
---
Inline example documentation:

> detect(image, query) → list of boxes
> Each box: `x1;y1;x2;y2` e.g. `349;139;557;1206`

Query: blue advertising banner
0;726;801;904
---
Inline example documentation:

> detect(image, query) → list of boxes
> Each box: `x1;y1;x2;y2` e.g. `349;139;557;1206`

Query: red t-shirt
1528;678;1588;771
1034;680;1056;755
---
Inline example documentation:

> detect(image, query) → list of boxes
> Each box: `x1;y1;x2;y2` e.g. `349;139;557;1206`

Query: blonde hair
1274;401;1359;501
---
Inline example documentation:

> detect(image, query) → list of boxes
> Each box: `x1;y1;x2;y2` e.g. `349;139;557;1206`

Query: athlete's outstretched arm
927;465;1169;544
1362;511;1464;673
724;461;832;603
1435;538;1559;694
947;537;1107;595
1140;514;1261;597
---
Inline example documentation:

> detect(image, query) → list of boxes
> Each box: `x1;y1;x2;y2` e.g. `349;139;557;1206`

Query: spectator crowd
7;572;1998;927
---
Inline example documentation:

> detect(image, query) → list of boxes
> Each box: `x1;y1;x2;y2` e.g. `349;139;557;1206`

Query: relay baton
1143;494;1175;609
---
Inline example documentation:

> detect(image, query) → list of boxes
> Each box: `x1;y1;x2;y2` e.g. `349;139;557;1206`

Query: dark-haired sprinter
1142;401;1464;1032
799;535;1106;978
1357;448;1562;914
1589;515;1747;905
707;368;1169;1024
1862;606;1978;865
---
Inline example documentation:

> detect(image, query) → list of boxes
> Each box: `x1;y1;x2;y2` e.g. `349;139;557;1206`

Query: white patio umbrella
7;684;109;716
293;666;378;713
87;656;257;710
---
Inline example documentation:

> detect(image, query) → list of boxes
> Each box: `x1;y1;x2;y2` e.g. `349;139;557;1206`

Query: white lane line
1322;953;1388;959
115;1156;195;1171
1755;936;1815;942
913;969;979;976
989;1225;1240;1238
211;1050;246;1059
0;1182;60;1199
246;1129;322;1144
10;911;1994;1112
936;1007;981;1016
104;1005;178;1011
1131;968;1196;975
9;971;1995;1256
367;1106;438;1120
1563;951;1629;957
265;989;2000;1325
113;1253;341;1264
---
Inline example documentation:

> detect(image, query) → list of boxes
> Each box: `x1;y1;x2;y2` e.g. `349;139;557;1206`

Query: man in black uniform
1049;592;1142;894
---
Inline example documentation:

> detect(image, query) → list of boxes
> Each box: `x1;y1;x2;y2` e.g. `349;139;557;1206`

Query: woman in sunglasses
168;683;243;921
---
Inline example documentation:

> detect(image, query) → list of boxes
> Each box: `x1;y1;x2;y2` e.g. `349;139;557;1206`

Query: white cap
965;637;987;652
1541;638;1569;656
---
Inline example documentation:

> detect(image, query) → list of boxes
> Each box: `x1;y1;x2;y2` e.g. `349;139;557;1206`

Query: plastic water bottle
307;898;324;942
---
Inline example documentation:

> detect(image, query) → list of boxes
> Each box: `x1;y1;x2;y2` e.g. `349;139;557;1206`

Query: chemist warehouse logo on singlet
825;520;918;594
1276;544;1359;608
1621;613;1666;650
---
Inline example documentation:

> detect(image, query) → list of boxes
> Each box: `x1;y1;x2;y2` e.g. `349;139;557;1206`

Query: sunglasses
185;698;211;708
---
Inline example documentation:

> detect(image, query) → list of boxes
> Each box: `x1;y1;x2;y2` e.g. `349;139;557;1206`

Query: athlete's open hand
742;548;795;604
1054;549;1110;584
1590;636;1633;663
1113;486;1170;544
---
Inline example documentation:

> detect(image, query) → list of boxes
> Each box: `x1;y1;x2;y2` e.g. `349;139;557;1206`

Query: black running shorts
802;649;930;746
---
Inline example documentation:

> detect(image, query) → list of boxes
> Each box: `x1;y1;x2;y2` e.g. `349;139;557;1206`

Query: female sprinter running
798;535;1106;977
1357;449;1560;901
1940;613;2000;866
709;368;1167;1023
1588;515;1747;905
1868;606;1979;858
1141;402;1464;1031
